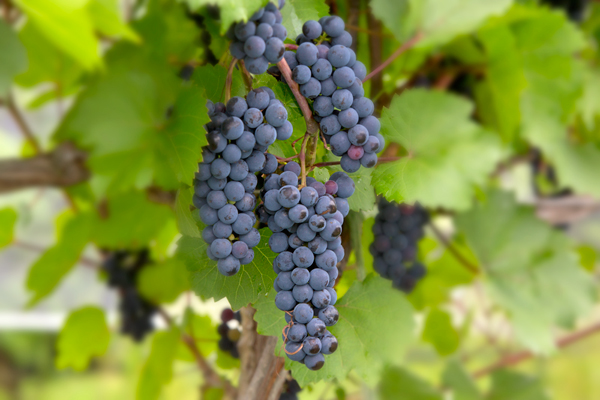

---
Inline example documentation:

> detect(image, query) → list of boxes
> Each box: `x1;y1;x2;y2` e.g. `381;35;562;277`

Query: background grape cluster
370;199;429;293
194;88;293;276
273;17;385;172
259;165;353;370
102;250;156;341
227;0;287;74
217;308;242;359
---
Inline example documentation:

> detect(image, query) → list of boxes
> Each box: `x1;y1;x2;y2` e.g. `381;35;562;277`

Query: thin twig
472;321;600;378
428;222;479;275
5;96;42;154
276;58;319;135
157;308;236;396
239;60;253;91
225;58;238;103
299;133;310;188
363;32;424;83
275;154;300;162
284;44;298;51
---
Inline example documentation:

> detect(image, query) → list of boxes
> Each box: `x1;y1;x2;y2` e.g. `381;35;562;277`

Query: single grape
275;209;294;229
276;291;297;311
330;131;351;156
213;221;233;238
272;23;287;41
348;78;364;98
300;78;321;99
312;289;331;308
293;303;314;324
256;22;273;40
336;175;355;198
240;228;260;248
236;131;256;152
269;232;289;253
226;97;248;118
326;287;338;306
288;233;303;249
324;180;338;195
229;160;249;181
234;21;256;41
264;189;282;212
302;20;322;40
245;56;269;74
308;236;328;254
320;334;338;354
262;153;278;174
307;318;327;337
313;96;334;117
278;185;301;208
351;61;367;81
222;144;241;163
232;213;254;235
285;341;306;362
332;89;353;110
255;123;277;146
246;150;266;172
338;108;359;128
275;251;295;271
360;152;378;168
207;177;227;191
235;193;257;212
259;10;276;25
319;115;341;135
194;180;211;197
283;51;298;70
247;88;270;110
309;181;326;197
265;37;285;63
334;197;349;217
296;42;318;66
230;41;246;59
211;238;233;259
302;336;321;355
327;45;350;68
322;15;345;38
199;205;219;225
292;65;311;84
277;271;295;291
289;204;309;223
308;214;327;232
207;190;228;209
320;219;342;241
293;246;315;267
284;161;301;175
279;171;299;187
244;36;266;58
291;267;310;285
265;103;288;127
218;255;241;276
340;154;360;172
327;236;342;250
218;204;238;224
305;353;325;371
192;195;206;209
206;131;227;153
315;250;337;271
320;77;337;97
318;305;339;326
352;97;374;118
300;186;319;207
333;66;356;88
202;226;217;244
332;31;353;47
288;323;308;342
311;58;332;81
293;284;314;303
276;120;293;141
243;108;263;129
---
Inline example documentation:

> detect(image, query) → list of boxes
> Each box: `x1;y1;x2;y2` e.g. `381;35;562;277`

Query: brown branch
237;306;258;396
276;58;319;135
299;134;310;187
0;143;89;194
158;308;236;397
363;32;424;83
245;336;278;400
238;60;254;92
472;321;600;378
428;222;479;275
265;359;288;400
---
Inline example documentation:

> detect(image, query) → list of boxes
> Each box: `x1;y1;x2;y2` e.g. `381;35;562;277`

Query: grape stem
299;133;310;188
472;320;600;378
225;58;238;103
310;156;402;170
284;43;298;50
238;60;254;92
363;31;424;83
274;154;300;162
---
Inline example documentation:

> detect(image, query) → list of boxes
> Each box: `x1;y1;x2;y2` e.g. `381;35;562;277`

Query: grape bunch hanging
194;87;293;276
103;250;156;341
217;308;242;359
274;17;385;172
370;199;429;293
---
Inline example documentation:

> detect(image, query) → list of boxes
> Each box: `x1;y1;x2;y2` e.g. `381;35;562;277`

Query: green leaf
456;190;596;353
13;0;101;69
421;308;460;356
178;310;219;360
26;212;93;306
378;366;443;400
137;328;180;400
175;185;202;238
281;0;330;39
87;0;140;42
576;245;597;272
138;258;190;304
56;306;110;371
370;0;511;48
0;21;27;97
442;360;482;400
0;208;18;249
255;275;415;387
474;24;526;142
91;192;172;249
487;370;550;400
179;229;276;310
183;0;265;34
373;90;504;211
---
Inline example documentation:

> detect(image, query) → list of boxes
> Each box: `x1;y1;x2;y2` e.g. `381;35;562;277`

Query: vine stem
225;58;238;103
276;58;319;135
157;308;236;397
472;320;600;379
428;222;479;275
239;60;253;91
363;32;424;83
284;44;298;50
310;156;402;170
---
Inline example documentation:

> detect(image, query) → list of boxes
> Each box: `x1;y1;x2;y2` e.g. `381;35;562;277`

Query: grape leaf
280;0;330;39
378;366;443;400
0;208;18;249
372;89;504;211
177;310;219;361
254;275;415;387
371;0;511;48
487;370;550;400
138;258;190;304
26;212;93;306
456;190;596;353
137;328;180;400
88;0;140;42
421;308;460;356
178;229;276;310
56;306;110;371
442;360;482;400
91;192;173;249
182;0;265;34
0;20;27;97
13;0;101;69
175;185;201;238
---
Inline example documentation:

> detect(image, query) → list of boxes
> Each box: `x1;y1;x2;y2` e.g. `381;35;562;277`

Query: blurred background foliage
1;0;600;399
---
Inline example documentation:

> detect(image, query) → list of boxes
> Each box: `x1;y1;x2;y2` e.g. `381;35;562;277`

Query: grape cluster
227;0;287;74
103;250;156;341
279;378;301;400
259;164;353;370
278;16;385;172
217;308;242;358
194;88;294;276
370;199;429;293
